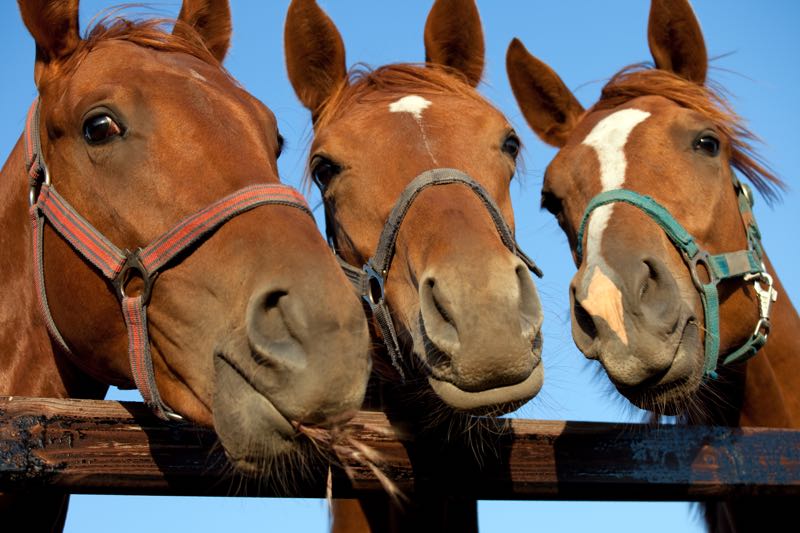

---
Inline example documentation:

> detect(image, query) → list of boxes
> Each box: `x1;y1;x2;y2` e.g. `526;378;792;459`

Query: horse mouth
213;351;301;473
427;362;543;415
424;332;544;415
616;320;703;414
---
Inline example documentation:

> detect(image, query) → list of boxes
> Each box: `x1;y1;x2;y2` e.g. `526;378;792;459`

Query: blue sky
1;1;797;532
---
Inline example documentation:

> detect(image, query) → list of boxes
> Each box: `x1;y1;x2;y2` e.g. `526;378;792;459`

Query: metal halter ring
114;250;157;304
29;165;50;206
687;250;717;290
362;263;386;307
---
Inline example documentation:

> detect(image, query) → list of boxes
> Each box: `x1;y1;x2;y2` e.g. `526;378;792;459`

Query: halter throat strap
333;168;542;380
576;183;776;377
24;99;313;420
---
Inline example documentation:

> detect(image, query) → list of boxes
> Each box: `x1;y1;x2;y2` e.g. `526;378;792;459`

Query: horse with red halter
506;0;798;530
1;0;371;529
285;0;545;529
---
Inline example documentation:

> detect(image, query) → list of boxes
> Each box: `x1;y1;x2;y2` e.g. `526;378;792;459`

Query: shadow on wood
0;397;797;499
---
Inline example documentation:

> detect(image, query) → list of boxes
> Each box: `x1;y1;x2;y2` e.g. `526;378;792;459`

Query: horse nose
244;282;371;424
571;256;682;355
419;255;542;391
246;288;308;371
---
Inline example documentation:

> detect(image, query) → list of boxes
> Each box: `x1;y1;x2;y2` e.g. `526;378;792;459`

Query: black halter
329;168;542;380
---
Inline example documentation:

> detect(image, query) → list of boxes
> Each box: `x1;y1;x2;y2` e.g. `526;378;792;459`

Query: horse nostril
263;289;286;310
246;288;306;370
637;258;677;322
571;285;599;356
419;275;460;352
516;263;542;338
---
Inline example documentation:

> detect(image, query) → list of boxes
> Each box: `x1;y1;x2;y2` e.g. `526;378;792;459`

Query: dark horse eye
502;133;522;158
694;134;720;156
541;190;563;216
83;114;123;145
310;156;341;188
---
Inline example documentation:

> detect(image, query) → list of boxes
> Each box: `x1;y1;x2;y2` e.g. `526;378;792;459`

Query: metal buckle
362;263;386;307
28;165;50;206
114;250;158;305
744;270;778;338
687;250;718;290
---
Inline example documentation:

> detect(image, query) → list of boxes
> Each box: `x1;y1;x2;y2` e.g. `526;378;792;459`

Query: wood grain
0;397;797;499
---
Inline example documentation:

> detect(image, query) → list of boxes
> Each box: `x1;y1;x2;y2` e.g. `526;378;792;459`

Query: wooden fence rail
0;397;798;500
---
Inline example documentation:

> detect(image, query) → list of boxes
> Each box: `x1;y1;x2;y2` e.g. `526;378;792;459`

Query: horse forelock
56;11;228;81
594;65;784;204
314;63;493;133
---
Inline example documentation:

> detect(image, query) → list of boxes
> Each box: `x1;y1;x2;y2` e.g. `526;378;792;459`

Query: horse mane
594;64;784;203
60;11;223;77
315;63;493;131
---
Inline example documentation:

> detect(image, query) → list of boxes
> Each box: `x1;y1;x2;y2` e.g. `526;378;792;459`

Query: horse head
284;0;544;417
10;0;370;474
506;0;785;415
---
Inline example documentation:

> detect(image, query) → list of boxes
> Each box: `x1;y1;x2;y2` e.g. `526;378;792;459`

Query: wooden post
0;397;798;499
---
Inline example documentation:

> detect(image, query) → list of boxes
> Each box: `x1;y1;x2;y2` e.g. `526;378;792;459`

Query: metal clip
744;270;778;337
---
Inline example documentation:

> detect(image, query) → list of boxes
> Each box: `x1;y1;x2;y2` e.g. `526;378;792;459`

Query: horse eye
694;134;720;156
310;156;341;188
541;191;563;216
502;133;521;158
276;133;285;159
83;114;123;145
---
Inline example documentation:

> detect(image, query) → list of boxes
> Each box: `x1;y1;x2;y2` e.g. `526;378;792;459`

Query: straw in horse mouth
294;423;406;504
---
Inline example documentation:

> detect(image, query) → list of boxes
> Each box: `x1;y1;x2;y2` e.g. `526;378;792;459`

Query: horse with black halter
506;0;798;530
1;0;371;529
285;0;546;530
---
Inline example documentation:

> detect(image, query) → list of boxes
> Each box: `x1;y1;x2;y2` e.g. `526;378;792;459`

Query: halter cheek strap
333;168;543;380
576;183;777;377
24;99;314;420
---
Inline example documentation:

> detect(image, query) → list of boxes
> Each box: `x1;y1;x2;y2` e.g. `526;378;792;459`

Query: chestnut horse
285;0;544;530
1;0;370;529
506;0;798;530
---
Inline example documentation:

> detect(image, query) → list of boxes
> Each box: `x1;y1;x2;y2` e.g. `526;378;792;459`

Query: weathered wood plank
0;397;797;500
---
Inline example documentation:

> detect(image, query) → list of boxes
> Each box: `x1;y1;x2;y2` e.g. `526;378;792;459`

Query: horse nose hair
245;287;308;371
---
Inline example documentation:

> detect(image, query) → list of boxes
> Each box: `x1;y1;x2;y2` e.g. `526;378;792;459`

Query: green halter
576;178;777;378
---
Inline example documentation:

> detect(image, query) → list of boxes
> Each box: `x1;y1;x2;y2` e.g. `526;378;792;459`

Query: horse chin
614;322;704;415
427;362;544;416
212;353;301;475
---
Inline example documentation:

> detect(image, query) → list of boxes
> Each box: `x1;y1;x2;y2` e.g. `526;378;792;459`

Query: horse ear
506;38;584;148
423;0;484;87
647;0;707;84
18;0;81;87
284;0;347;119
175;0;232;63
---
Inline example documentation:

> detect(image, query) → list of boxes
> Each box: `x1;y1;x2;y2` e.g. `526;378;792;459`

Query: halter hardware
114;250;157;304
331;168;542;381
24;98;314;420
577;178;776;377
363;263;387;307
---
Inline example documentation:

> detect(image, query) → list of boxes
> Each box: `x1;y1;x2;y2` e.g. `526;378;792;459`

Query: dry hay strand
295;422;407;505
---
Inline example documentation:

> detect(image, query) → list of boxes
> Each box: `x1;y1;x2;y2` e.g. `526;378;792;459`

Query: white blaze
388;95;432;119
388;94;438;164
581;108;651;267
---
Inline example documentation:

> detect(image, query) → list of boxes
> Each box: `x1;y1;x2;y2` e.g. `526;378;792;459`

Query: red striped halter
24;99;313;420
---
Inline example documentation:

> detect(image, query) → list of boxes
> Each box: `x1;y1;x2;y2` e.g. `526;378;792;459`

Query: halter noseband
331;168;543;380
25;98;314;420
576;180;777;378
